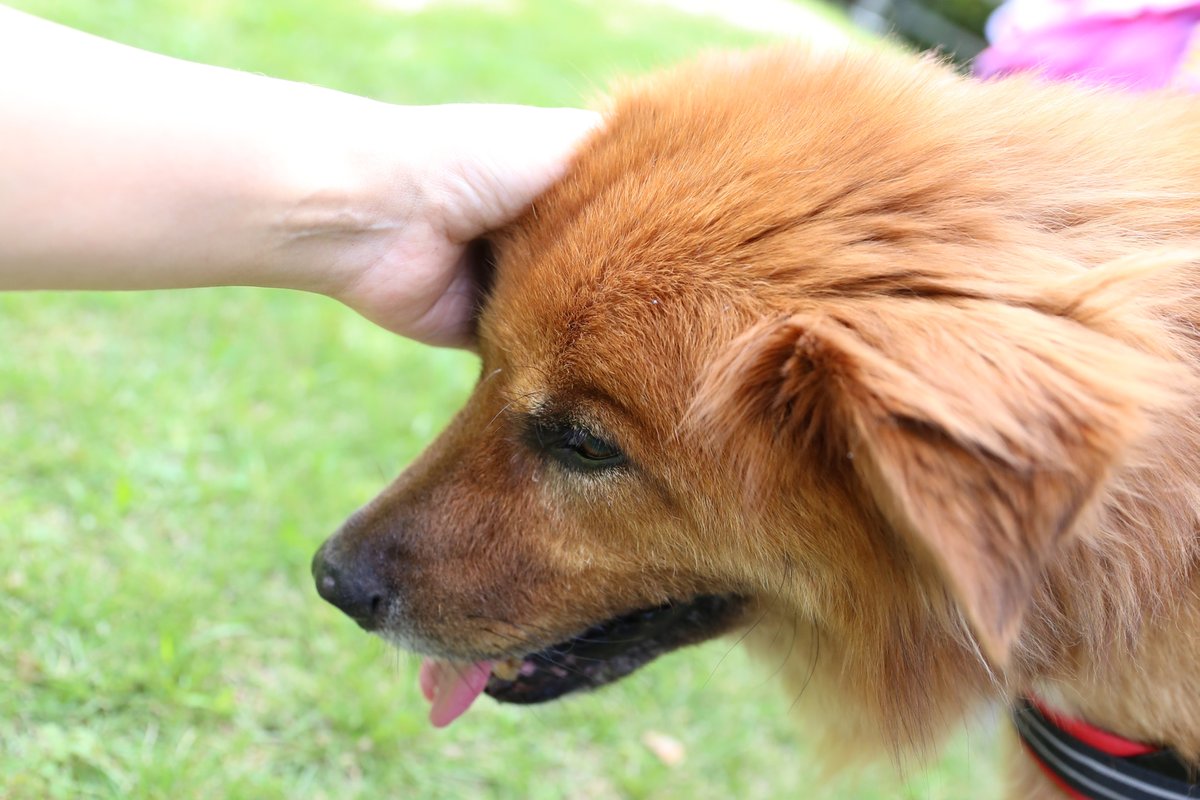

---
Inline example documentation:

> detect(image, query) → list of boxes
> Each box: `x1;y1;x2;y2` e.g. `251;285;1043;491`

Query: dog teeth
492;658;523;681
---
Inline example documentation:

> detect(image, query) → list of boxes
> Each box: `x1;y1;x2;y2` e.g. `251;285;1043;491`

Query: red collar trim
1027;696;1157;759
1014;695;1197;800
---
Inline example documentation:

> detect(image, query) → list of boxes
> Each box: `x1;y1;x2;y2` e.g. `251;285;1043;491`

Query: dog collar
1012;696;1199;799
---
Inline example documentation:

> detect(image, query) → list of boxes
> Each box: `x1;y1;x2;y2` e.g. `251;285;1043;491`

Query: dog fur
327;46;1200;797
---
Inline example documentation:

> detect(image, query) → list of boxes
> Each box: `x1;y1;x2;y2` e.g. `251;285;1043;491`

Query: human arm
0;6;599;346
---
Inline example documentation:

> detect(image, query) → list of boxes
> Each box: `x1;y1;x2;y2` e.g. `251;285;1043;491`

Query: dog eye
568;431;623;465
529;421;627;472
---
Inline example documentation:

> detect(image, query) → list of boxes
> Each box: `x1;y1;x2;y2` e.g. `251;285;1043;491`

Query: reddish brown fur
334;47;1200;797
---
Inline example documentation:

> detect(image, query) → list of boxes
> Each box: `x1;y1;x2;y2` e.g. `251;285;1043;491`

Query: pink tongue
418;659;493;728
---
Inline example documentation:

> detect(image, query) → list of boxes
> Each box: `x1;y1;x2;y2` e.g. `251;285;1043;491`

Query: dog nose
311;543;388;631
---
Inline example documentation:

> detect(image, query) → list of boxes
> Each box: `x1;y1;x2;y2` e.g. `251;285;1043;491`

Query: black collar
1012;697;1199;799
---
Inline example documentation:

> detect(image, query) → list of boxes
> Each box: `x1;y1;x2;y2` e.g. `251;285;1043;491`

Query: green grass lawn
1;1;1001;797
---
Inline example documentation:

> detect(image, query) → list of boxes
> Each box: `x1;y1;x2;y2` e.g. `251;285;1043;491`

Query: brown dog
313;46;1200;798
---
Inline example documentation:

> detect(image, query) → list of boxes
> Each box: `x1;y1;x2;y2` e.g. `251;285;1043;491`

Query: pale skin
0;6;601;347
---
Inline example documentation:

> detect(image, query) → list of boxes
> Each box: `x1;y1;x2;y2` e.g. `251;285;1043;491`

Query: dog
313;45;1200;799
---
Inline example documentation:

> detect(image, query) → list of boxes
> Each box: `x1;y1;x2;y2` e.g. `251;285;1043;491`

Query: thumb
426;104;604;242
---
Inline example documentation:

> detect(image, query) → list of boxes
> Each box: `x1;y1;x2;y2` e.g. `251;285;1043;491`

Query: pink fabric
976;0;1200;90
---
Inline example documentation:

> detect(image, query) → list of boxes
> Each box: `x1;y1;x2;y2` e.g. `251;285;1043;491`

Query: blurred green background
1;1;1002;797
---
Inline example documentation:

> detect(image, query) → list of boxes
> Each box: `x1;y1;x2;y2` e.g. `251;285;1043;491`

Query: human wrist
259;93;430;301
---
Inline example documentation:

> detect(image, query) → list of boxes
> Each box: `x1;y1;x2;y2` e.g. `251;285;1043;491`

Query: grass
1;1;1001;797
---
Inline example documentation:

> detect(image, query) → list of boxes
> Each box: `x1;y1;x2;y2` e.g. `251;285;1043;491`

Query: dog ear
697;298;1183;665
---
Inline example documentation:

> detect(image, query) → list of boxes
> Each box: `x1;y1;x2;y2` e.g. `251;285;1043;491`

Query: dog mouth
418;594;746;727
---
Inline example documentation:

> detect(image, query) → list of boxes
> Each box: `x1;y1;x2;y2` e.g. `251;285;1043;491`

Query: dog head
313;48;1194;741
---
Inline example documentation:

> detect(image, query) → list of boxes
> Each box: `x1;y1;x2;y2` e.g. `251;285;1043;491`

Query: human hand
327;104;602;348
